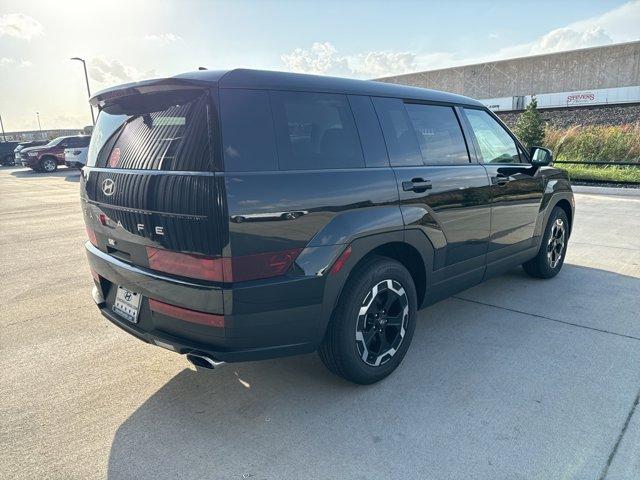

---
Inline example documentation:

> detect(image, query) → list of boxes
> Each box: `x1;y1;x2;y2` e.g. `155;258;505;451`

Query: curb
572;185;640;197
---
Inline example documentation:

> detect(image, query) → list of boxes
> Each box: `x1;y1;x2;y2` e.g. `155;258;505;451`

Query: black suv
82;69;574;384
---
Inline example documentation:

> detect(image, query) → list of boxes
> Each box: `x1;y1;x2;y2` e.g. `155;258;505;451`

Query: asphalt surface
1;166;639;480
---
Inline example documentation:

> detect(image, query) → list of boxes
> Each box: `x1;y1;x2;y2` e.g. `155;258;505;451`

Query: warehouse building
1;128;86;142
377;41;640;128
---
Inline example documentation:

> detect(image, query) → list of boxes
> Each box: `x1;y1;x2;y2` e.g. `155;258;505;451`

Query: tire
40;157;57;173
2;154;13;166
319;256;418;384
523;206;569;279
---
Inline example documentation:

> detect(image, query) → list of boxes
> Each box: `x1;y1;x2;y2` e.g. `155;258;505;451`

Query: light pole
0;113;6;141
71;57;95;125
36;112;42;133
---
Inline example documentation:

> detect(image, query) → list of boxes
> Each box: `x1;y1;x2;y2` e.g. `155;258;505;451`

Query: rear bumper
94;291;315;362
86;243;327;362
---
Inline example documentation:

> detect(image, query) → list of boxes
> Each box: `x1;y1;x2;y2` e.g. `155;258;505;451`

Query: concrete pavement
1;166;639;479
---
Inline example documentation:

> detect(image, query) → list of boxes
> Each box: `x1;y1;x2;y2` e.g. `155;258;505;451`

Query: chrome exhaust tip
186;351;226;370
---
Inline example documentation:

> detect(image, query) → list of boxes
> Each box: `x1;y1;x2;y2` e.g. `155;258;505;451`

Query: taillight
229;248;302;282
145;246;302;282
146;247;224;281
86;227;98;246
149;299;224;327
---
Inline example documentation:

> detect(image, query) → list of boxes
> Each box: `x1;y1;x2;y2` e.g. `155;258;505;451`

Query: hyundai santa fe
82;69;574;384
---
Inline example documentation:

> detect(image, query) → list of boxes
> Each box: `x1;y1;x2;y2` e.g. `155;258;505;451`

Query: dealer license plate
112;286;141;323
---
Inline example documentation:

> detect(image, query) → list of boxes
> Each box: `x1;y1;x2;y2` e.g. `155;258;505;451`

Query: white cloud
569;0;640;43
281;42;416;78
0;13;43;40
475;0;638;61
88;57;156;86
0;57;33;67
281;42;350;75
144;33;183;44
282;1;640;78
529;26;613;54
356;51;417;77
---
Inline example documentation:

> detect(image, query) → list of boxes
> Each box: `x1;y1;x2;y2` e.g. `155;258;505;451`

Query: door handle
493;174;510;186
402;178;432;192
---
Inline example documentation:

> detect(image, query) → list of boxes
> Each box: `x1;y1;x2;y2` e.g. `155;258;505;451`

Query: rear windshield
75;136;91;148
45;137;65;147
87;89;213;171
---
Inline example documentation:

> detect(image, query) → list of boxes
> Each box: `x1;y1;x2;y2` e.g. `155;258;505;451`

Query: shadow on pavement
64;170;81;182
106;265;640;479
10;167;79;179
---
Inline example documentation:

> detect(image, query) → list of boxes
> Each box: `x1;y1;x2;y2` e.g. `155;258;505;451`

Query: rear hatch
82;85;228;304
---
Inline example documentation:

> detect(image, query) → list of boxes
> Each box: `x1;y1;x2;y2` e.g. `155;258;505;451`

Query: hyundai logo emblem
102;178;115;196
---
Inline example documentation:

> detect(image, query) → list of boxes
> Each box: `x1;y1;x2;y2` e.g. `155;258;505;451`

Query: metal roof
90;68;484;107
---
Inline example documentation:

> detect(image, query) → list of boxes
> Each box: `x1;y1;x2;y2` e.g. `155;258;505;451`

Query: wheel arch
355;242;427;308
554;198;573;237
536;187;574;242
317;229;434;342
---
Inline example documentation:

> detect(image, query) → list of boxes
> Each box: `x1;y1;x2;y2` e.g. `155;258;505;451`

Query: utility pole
0;113;6;141
36;112;42;138
71;57;95;125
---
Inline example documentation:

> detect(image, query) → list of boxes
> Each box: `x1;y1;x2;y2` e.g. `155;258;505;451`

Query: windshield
45;137;64;147
86;89;213;171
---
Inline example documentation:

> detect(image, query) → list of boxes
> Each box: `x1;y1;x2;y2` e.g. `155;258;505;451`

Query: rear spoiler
89;71;228;109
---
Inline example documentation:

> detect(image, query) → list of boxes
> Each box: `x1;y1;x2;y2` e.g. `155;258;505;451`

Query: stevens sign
566;92;596;104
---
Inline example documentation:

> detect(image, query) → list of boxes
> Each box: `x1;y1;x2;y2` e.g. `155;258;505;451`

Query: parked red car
20;135;90;172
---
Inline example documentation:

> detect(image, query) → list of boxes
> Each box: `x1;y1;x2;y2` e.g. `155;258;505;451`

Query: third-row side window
270;91;365;170
220;89;365;171
220;89;278;171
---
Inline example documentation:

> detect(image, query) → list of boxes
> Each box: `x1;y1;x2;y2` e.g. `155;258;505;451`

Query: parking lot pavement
1;166;639;480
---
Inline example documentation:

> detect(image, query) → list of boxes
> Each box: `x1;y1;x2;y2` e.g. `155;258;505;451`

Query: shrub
544;123;640;162
514;97;545;150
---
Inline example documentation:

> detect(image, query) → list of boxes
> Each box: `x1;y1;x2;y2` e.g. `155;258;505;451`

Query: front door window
464;109;521;164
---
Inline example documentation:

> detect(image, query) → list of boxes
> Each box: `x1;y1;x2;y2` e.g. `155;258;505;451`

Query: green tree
514;97;545;150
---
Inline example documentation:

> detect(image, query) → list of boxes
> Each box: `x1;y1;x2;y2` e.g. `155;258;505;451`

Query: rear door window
371;97;422;167
87;90;213;171
220;89;278;172
405;104;470;165
270;91;364;170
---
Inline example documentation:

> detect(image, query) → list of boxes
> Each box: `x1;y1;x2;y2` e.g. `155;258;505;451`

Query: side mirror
530;146;553;166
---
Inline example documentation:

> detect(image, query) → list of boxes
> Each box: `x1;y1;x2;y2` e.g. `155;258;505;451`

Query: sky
0;0;639;131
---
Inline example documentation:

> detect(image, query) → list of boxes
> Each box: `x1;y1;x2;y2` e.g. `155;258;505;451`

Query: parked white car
64;142;90;168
